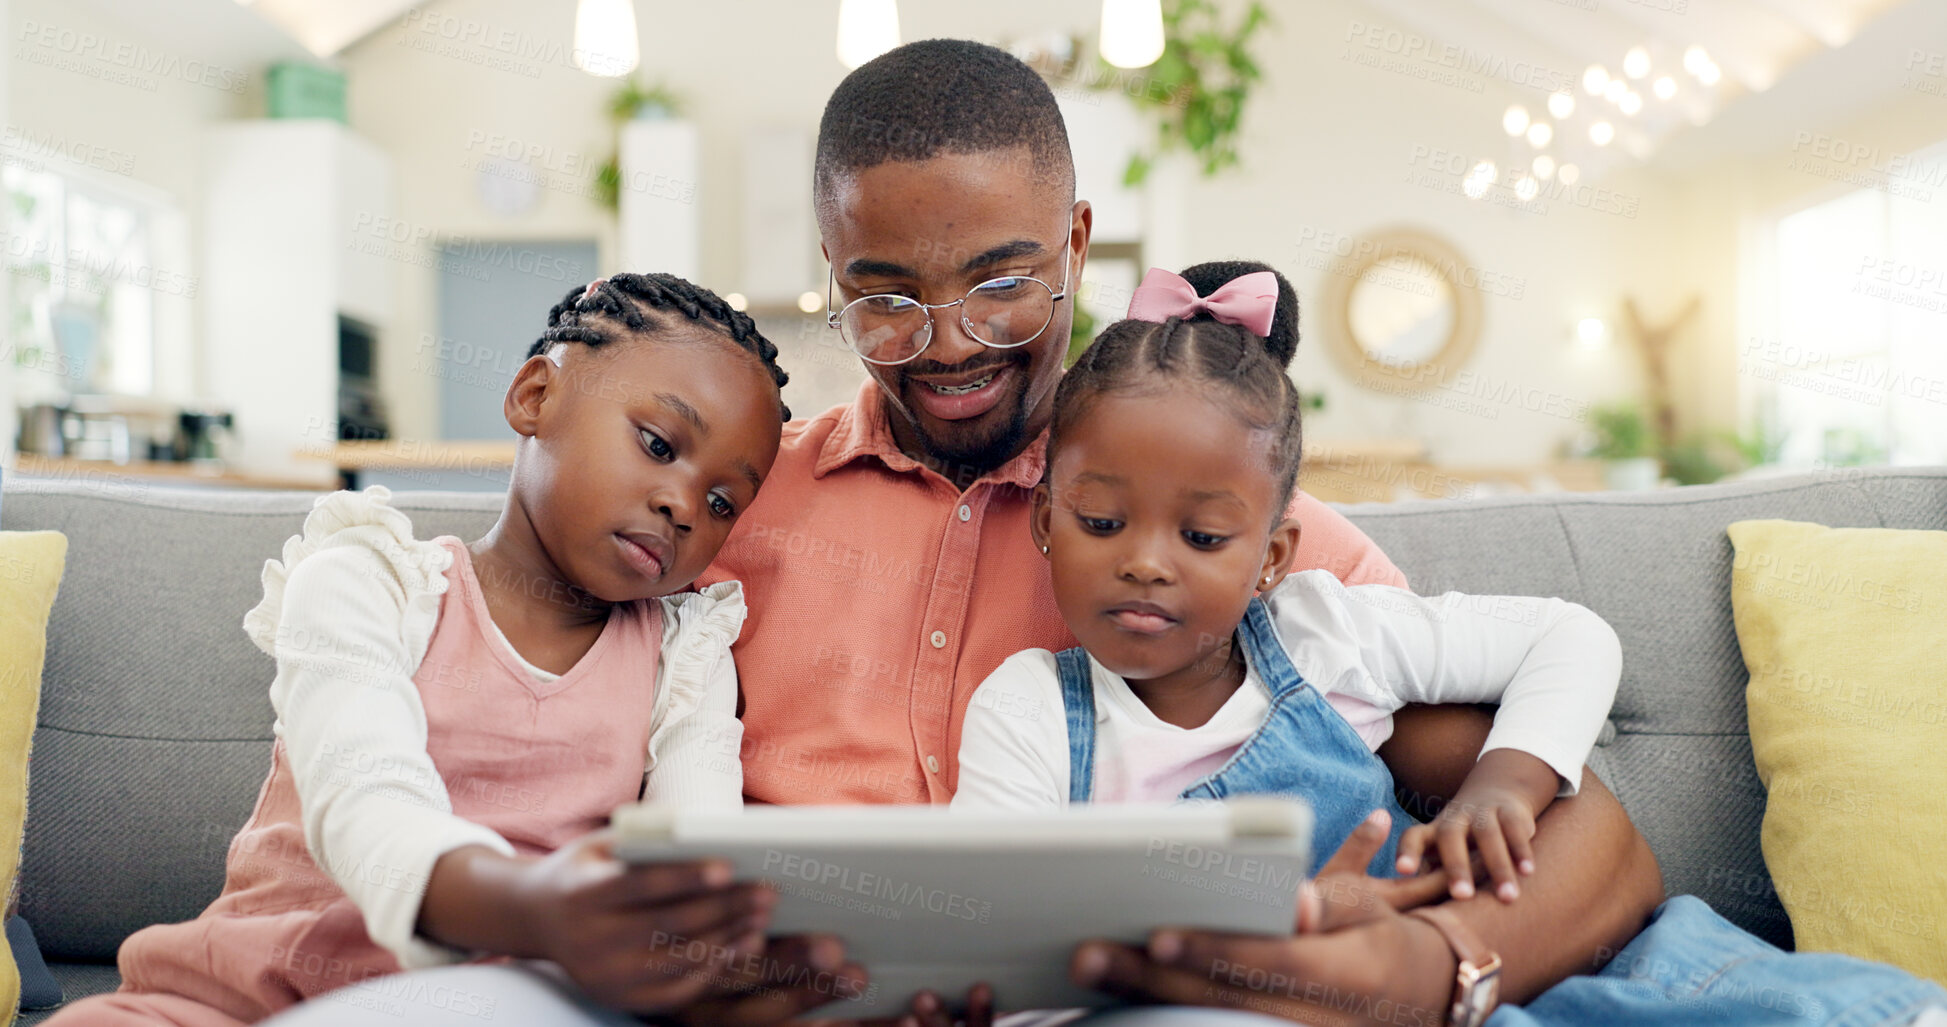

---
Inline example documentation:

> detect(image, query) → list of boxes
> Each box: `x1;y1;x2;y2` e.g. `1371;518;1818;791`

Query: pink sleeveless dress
53;538;662;1026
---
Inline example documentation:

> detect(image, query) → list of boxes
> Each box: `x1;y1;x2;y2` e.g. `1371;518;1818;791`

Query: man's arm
1284;492;1408;589
1072;707;1664;1022
1381;703;1664;1001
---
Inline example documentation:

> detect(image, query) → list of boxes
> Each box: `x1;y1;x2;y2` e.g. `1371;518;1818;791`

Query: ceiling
1357;0;1924;176
239;0;426;58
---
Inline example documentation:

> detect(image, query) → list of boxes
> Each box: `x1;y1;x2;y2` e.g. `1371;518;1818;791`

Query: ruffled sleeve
244;485;454;665
247;486;516;969
642;580;747;808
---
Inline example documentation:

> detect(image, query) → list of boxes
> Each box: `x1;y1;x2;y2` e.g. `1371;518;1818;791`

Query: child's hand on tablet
1394;749;1560;903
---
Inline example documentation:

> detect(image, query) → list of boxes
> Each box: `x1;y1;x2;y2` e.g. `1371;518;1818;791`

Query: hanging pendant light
1100;0;1165;70
573;0;639;77
837;0;901;70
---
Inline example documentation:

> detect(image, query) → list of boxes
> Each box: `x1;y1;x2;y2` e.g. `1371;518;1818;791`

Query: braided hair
1049;261;1304;515
528;272;791;420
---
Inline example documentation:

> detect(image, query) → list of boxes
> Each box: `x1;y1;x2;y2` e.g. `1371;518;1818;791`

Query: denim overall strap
1054;647;1097;804
1178;596;1415;877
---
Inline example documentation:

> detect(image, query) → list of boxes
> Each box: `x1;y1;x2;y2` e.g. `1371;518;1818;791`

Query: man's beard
897;363;1036;481
912;399;1033;481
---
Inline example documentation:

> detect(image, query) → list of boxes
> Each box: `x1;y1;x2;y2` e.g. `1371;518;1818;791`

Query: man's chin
904;386;1033;476
912;409;1029;477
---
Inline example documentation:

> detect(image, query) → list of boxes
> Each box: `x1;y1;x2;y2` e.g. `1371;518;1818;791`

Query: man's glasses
826;244;1072;366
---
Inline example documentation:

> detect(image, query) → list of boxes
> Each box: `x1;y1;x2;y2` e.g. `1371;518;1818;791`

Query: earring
1041;545;1049;555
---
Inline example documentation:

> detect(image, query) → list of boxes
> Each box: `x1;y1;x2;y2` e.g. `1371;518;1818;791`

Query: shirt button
930;630;946;648
958;504;971;522
927;755;941;774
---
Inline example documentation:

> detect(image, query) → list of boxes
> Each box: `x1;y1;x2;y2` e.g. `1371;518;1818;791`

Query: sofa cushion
1730;518;1946;984
1346;468;1947;948
17;963;119;1026
3;469;1946;963
0;530;70;1022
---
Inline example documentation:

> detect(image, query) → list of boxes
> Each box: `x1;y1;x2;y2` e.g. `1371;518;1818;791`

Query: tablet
610;797;1311;1018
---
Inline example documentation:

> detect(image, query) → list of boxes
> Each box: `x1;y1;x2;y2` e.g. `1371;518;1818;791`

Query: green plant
1065;303;1098;368
1821;427;1886;467
1107;0;1272;186
1588;403;1655;460
594;80;684;212
1661;417;1789;486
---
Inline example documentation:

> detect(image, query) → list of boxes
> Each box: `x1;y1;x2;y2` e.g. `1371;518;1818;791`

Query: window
4;163;183;398
1755;141;1947;466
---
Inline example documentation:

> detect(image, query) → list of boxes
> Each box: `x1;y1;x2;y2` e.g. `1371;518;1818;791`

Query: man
699;39;1662;1021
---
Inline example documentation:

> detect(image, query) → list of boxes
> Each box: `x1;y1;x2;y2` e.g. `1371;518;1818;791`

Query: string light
1526;121;1553;147
1583;64;1610;95
837;0;900;70
1589;121;1614;146
572;0;639;77
1532;154;1556;180
1099;0;1165;70
1623;47;1650;80
1548;91;1575;119
1463;160;1496;199
1559;163;1581;185
1653;76;1677;100
1503;105;1531;136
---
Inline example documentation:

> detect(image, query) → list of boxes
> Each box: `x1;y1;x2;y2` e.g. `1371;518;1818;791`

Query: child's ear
1030;483;1055;556
1258;517;1302;592
505;353;558;438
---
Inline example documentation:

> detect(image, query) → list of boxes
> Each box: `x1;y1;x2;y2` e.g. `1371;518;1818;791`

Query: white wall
6;0;258;406
1658;89;1947;440
14;0;1923;469
341;0;1687;461
1172;0;1682;463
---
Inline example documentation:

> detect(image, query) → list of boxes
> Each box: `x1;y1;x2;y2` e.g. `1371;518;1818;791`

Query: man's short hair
814;38;1076;216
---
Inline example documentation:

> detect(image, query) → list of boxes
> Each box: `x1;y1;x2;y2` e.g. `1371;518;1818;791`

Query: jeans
1490;896;1946;1027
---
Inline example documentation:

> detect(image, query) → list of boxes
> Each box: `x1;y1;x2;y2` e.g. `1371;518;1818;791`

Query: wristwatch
1406;906;1502;1027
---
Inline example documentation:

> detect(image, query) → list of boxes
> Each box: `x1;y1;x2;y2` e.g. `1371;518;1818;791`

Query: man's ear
1259;517;1303;592
1070;200;1093;281
1030;483;1056;556
505;353;559;438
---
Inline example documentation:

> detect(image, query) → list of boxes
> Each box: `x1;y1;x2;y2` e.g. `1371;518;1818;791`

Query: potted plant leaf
1588;402;1660;491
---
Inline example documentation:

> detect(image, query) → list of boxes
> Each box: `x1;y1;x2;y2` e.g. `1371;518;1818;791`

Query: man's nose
925;305;989;365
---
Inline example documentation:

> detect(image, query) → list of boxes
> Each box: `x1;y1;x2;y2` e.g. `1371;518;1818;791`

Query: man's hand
1069;812;1457;1026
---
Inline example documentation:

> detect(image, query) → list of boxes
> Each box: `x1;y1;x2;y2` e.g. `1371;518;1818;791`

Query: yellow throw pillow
0;530;67;1025
1729;518;1945;984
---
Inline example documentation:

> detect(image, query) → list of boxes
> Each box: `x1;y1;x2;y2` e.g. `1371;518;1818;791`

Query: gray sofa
3;466;1944;1021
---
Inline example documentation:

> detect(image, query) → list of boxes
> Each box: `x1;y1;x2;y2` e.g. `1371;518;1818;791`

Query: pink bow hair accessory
1125;267;1278;338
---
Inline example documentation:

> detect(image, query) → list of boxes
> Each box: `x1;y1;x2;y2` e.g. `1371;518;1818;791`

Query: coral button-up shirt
700;381;1407;805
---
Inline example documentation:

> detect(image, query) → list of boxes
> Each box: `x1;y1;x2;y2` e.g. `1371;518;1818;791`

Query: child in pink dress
49;274;861;1026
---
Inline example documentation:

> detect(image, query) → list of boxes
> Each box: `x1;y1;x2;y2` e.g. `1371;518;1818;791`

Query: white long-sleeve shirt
953;569;1621;811
243;487;744;968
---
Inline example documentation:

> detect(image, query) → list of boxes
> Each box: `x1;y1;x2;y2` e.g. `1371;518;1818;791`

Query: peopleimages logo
14;20;249;93
762;850;994;923
1342;21;1576;94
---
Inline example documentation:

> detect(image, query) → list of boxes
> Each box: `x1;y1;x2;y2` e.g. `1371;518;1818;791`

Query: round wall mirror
1320;229;1482;392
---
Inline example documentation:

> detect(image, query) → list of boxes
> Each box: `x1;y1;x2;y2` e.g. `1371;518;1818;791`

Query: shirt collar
813;378;1047;489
